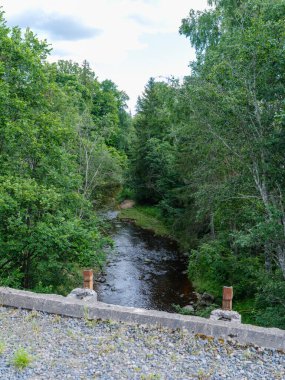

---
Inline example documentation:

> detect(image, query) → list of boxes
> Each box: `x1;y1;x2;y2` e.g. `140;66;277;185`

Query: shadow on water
95;212;194;312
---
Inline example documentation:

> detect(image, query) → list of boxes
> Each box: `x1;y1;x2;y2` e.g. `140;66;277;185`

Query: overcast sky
1;0;208;112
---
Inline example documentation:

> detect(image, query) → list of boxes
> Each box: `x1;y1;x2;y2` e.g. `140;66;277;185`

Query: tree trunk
264;242;272;273
277;245;285;280
210;211;216;239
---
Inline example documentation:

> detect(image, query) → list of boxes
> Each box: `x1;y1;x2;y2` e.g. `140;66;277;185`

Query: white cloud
1;0;209;111
11;9;101;40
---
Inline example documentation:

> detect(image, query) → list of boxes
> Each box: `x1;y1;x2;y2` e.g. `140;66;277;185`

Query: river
94;212;194;312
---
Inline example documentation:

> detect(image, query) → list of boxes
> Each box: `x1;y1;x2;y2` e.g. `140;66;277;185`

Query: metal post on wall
83;269;93;289
222;286;233;311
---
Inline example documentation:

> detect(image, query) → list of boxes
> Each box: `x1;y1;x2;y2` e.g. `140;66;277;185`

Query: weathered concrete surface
0;287;284;351
210;309;242;323
67;288;97;302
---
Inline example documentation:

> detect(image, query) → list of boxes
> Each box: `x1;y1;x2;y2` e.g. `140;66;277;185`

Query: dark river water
94;212;194;312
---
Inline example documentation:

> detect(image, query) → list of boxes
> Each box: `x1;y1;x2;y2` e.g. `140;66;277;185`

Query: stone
202;293;215;304
119;200;135;209
67;288;97;303
210;309;241;324
192;292;202;301
95;277;106;284
0;287;285;351
193;292;215;309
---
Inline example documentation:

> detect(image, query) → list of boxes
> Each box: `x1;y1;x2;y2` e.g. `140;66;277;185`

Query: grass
141;374;161;380
118;206;171;238
24;310;40;322
12;348;33;370
0;341;5;355
52;315;62;324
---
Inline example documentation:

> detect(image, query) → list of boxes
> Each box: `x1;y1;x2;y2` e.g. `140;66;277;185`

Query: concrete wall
0;287;284;351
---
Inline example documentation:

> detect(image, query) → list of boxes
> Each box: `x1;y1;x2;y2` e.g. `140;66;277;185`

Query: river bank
116;204;259;325
118;205;172;239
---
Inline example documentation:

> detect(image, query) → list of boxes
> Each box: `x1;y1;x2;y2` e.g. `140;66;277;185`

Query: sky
1;0;209;112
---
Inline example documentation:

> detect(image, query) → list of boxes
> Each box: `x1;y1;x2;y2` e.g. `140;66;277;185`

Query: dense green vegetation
130;0;285;328
1;0;285;329
0;11;132;293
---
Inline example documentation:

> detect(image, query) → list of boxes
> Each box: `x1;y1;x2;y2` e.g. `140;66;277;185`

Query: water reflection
94;219;194;312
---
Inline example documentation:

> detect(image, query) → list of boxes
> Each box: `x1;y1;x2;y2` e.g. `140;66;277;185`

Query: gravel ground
0;307;284;380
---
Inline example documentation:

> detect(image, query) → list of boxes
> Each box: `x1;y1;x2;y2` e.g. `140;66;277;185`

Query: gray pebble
0;307;284;380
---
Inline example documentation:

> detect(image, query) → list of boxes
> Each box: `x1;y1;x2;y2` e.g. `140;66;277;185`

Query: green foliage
12;348;32;369
254;273;285;329
173;303;218;319
130;0;285;327
131;78;179;204
119;206;170;237
116;187;135;203
0;172;107;291
234;299;256;325
0;12;130;292
172;304;194;316
188;240;261;299
2;0;285;330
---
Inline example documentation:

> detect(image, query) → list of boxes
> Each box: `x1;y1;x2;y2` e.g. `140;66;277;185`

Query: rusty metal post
83;269;93;289
222;286;233;311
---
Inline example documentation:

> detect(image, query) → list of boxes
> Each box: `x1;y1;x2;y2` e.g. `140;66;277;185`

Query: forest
0;10;133;293
1;0;285;329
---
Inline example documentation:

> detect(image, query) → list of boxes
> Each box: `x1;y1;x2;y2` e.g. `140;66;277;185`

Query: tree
132;78;178;203
0;14;110;291
179;0;285;278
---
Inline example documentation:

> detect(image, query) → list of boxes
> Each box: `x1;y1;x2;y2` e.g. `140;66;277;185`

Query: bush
254;272;285;329
117;187;135;203
188;240;261;299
